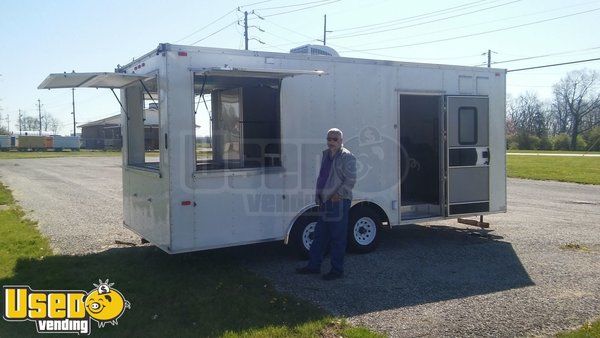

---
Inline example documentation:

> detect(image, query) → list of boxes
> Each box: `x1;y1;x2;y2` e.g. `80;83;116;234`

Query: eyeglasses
327;137;339;141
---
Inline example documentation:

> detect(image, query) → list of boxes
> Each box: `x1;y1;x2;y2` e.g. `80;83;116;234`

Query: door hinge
164;133;168;149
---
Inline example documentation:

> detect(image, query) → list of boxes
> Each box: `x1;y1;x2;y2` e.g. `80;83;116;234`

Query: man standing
297;128;357;280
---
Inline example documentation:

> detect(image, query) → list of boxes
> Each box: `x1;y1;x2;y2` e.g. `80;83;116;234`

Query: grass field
557;319;600;338
0;182;379;337
507;150;600;155
507;155;600;185
0;150;121;159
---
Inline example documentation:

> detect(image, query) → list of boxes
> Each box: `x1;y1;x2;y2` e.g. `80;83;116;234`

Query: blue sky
0;0;598;135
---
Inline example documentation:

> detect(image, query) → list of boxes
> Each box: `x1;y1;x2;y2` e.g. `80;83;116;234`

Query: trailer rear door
445;96;490;216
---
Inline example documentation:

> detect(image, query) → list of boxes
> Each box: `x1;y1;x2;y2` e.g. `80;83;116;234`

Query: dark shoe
296;266;320;275
322;271;343;281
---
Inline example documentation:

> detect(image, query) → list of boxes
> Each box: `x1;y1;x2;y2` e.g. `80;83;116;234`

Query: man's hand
330;193;342;202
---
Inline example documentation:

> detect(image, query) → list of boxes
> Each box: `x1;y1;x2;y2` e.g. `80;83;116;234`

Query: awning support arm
139;80;157;106
110;88;129;120
194;75;207;115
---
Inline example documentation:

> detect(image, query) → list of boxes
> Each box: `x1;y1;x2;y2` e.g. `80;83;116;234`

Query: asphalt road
0;156;599;337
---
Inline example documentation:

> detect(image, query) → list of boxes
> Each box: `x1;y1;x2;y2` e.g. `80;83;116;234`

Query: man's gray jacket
315;146;357;204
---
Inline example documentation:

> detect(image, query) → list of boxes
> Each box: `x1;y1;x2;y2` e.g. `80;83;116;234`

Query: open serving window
127;75;161;170
193;68;324;171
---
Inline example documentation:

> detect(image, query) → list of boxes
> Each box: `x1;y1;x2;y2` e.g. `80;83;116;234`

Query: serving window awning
199;67;326;79
38;72;152;89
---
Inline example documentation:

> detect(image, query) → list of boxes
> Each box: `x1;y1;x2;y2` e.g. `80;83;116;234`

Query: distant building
79;109;159;150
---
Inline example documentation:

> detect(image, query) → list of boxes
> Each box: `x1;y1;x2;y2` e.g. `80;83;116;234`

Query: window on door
458;107;477;145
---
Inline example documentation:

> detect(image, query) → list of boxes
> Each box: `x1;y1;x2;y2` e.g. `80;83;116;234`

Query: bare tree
41;112;61;134
508;92;548;137
0;112;7;135
552;69;600;149
21;116;40;131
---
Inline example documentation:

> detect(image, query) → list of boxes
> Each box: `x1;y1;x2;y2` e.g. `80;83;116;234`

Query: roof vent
290;44;339;57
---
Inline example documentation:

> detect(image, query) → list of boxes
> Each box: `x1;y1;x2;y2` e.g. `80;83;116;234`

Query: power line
190;20;238;45
175;8;237;43
255;0;333;11
258;15;483;61
330;0;520;39
261;28;305;46
491;46;600;65
507;57;600;72
343;0;599;50
174;1;275;43
332;0;490;33
240;0;276;7
261;0;341;18
351;7;600;52
257;15;317;41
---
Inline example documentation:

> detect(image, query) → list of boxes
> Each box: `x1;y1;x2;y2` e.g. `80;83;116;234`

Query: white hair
327;128;343;140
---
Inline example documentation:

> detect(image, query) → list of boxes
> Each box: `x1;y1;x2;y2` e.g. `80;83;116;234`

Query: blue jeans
307;199;351;274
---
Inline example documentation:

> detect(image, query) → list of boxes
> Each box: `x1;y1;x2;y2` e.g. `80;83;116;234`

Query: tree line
0;112;61;135
507;69;600;151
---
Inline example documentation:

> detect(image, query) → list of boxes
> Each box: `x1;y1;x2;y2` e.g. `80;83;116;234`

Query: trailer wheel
290;215;319;258
347;208;381;254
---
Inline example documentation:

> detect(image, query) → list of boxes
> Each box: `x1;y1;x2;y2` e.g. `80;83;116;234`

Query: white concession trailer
39;43;506;255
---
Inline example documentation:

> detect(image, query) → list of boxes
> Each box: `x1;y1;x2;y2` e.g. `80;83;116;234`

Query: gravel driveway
0;156;599;337
0;156;139;254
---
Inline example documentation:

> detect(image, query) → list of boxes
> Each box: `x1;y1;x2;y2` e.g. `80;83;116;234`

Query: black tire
290;214;320;259
347;207;381;254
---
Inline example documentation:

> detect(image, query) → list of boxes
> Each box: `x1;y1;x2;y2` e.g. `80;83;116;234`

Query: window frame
191;72;283;173
125;71;161;172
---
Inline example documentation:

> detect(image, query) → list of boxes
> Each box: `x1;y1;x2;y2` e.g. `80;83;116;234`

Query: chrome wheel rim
354;217;377;245
302;222;317;250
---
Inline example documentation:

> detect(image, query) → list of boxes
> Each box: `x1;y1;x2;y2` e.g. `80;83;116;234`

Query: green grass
557;319;600;338
0;150;121;159
0;182;380;338
507;155;600;185
507;150;600;154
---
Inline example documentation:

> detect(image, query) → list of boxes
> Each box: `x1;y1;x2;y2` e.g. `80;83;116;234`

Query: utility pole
323;15;327;45
482;49;497;67
6;114;9;134
37;99;42;135
72;88;76;136
318;15;333;46
244;11;249;50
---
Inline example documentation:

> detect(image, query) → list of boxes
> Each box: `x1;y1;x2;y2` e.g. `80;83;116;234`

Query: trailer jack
457;215;489;228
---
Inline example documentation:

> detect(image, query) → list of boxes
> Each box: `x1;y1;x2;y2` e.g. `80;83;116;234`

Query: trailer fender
284;204;319;245
284;199;390;245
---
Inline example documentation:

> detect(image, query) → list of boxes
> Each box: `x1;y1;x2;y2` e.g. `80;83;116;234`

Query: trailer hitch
457;215;489;228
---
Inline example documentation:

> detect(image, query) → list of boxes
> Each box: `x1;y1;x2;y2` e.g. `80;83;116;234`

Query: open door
445;96;490;216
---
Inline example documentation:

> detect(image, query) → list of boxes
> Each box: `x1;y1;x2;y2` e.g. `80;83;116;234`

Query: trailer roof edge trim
199;67;326;79
38;72;152;90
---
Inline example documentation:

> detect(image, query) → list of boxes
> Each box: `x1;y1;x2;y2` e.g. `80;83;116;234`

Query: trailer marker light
178;51;188;56
181;200;192;206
